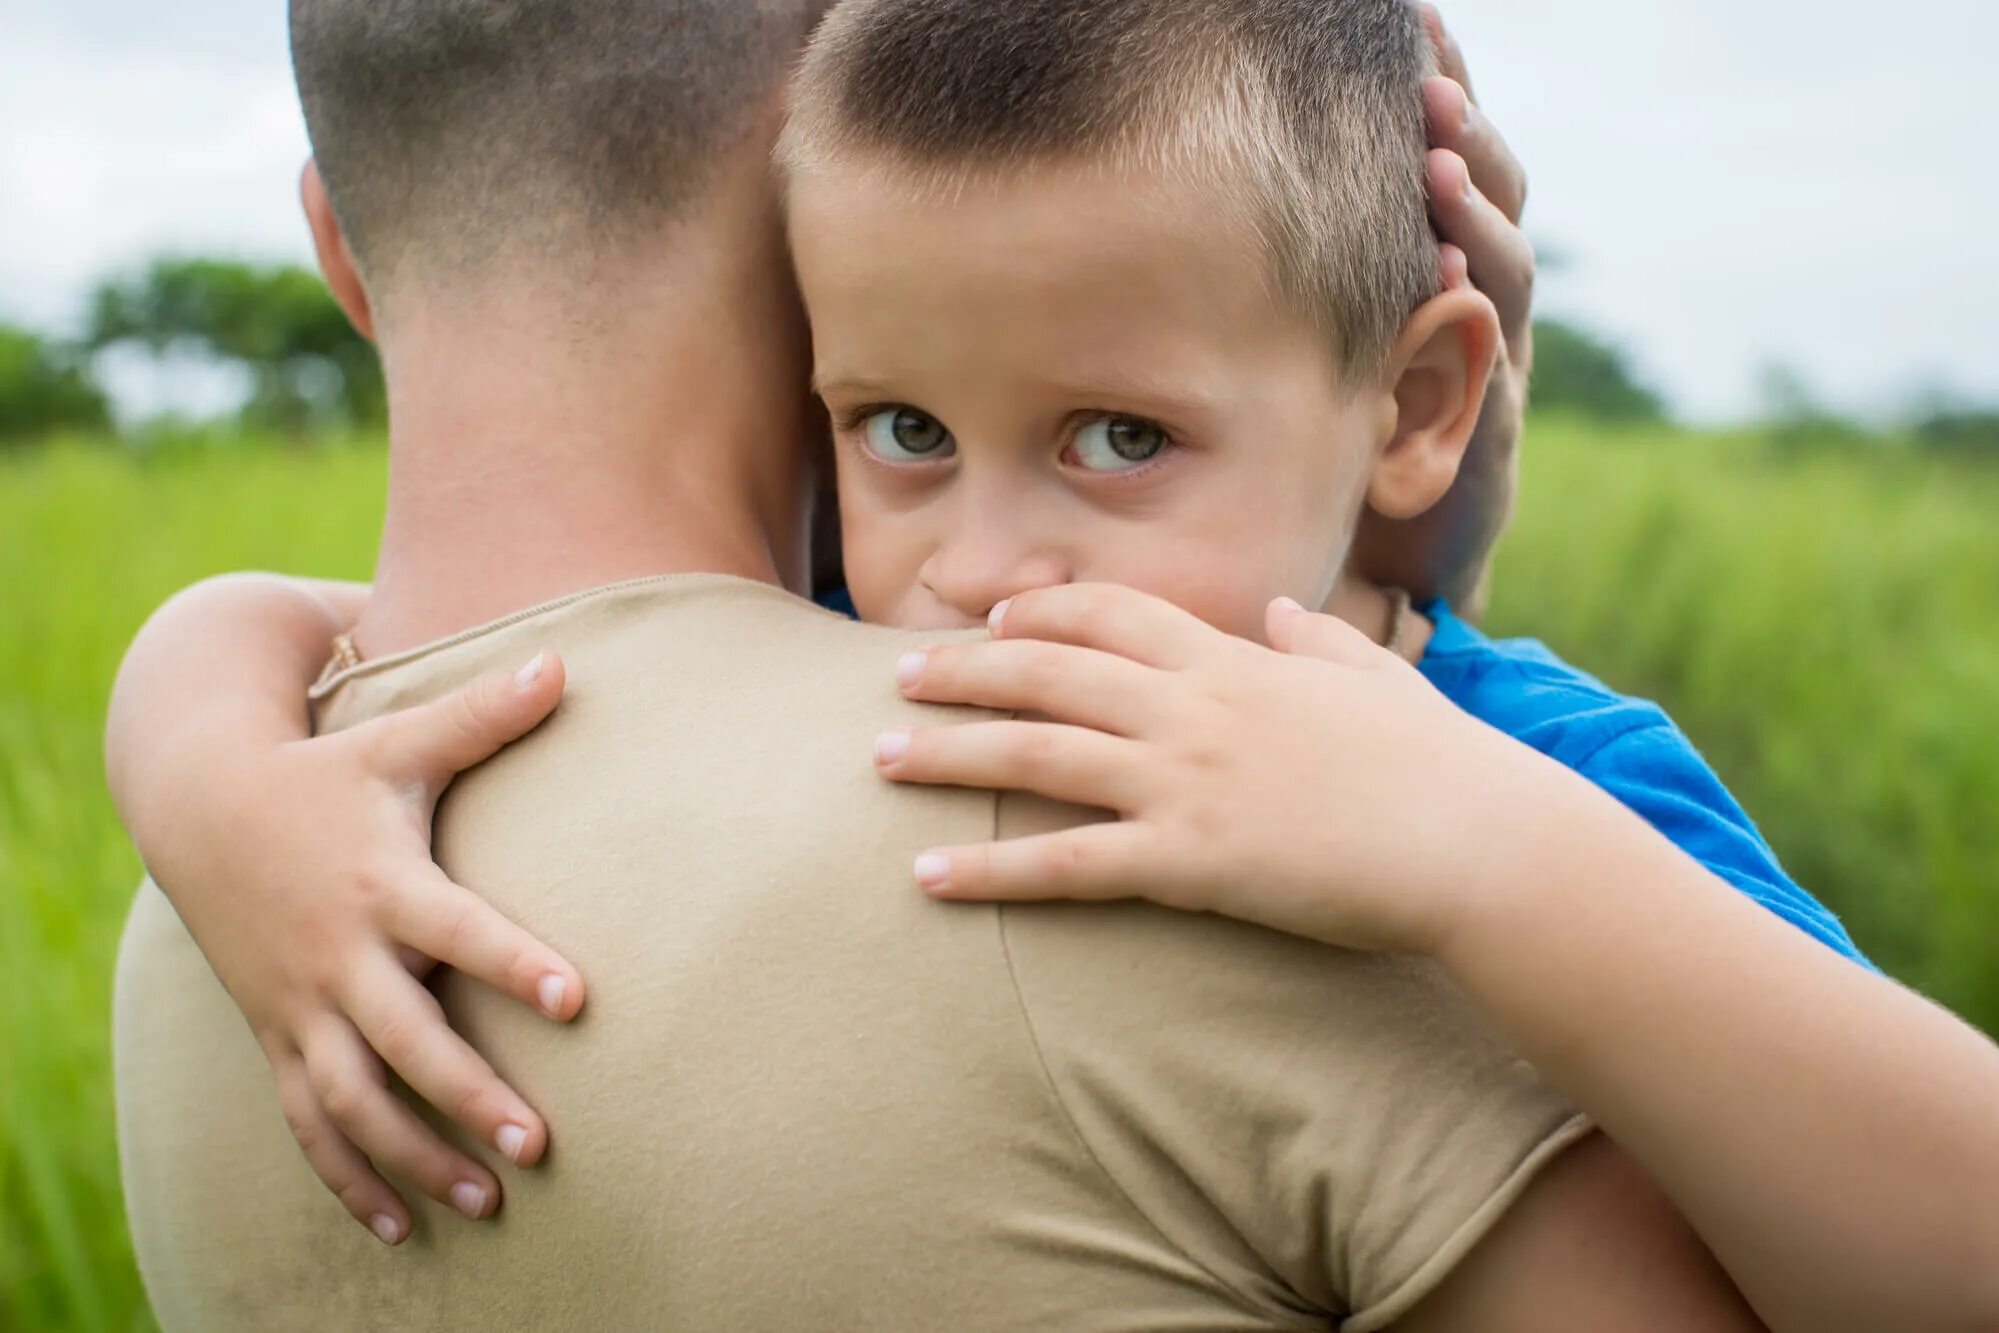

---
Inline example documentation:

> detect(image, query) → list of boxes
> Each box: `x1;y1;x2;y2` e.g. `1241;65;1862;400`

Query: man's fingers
340;954;551;1169
875;721;1147;813
273;1056;411;1244
381;868;584;1022
989;583;1217;671
1427;148;1535;355
913;823;1160;906
1424;77;1526;223
369;651;566;781
898;638;1167;737
1418;3;1475;101
301;1018;503;1221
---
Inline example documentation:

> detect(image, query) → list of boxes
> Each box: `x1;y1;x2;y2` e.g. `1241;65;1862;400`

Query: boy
109;0;1999;1326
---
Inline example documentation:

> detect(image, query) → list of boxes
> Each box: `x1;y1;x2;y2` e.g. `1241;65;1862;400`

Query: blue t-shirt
1418;602;1869;966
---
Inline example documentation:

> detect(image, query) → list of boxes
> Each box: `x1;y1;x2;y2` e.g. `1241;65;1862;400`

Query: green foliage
4;421;1998;1326
1528;318;1668;422
1489;415;1999;1026
0;324;110;448
1913;405;1999;457
87;258;383;435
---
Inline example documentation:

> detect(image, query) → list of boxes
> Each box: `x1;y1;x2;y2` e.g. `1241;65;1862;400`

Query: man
111;0;1758;1328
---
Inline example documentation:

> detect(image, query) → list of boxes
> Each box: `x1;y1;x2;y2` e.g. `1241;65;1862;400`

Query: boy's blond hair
782;0;1440;380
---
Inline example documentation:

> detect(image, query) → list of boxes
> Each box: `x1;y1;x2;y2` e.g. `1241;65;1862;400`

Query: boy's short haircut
290;0;830;284
784;0;1439;379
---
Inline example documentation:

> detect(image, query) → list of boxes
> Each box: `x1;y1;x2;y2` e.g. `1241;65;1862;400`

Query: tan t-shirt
115;575;1588;1332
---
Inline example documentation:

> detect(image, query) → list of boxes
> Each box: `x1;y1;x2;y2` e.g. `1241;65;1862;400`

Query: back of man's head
291;0;830;287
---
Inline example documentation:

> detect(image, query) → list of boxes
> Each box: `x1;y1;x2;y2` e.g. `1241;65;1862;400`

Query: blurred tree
1528;318;1668;422
1913;407;1999;456
86;259;383;435
1756;363;1877;454
1903;386;1999;458
0;324;111;449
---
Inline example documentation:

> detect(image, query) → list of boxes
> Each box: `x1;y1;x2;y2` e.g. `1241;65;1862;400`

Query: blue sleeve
1575;722;1874;968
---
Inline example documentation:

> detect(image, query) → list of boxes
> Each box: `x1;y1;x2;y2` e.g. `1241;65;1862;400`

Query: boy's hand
874;585;1585;957
1353;4;1534;615
166;654;585;1245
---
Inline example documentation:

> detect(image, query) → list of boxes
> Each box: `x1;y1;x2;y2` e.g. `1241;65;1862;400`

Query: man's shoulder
313;573;967;732
991;797;1586;1325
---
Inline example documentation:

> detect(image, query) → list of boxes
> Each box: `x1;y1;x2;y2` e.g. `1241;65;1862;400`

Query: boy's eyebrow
812;373;896;398
1040;371;1225;424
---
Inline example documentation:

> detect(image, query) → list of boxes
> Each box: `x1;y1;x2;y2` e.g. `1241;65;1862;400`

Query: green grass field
3;420;1995;1330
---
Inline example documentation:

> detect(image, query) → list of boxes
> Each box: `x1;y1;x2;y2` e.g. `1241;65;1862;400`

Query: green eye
1072;416;1167;473
862;407;954;462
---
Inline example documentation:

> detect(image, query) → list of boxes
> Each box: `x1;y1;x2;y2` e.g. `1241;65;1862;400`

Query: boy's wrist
1430;745;1650;973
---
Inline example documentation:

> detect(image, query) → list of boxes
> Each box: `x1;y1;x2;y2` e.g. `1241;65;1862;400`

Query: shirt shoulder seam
991;855;1304;1322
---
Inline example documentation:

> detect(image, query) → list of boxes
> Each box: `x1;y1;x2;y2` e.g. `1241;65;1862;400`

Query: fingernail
914;851;951;891
514;653;545;689
987;599;1010;635
896;651;927;690
370;1213;402;1245
496;1123;528;1164
537;973;566;1017
451;1181;488;1219
1273;596;1304;614
874;730;911;766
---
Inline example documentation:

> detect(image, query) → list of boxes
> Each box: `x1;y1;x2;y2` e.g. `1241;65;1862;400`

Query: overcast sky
3;0;1993;422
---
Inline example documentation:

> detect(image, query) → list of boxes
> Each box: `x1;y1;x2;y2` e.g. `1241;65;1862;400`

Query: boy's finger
340;955;551;1169
372;651;567;782
274;1057;411;1245
1424;77;1526;223
874;721;1147;812
913;824;1160;906
1264;598;1386;666
1427;149;1534;354
898;638;1166;737
301;1018;503;1221
990;582;1216;670
381;868;584;1021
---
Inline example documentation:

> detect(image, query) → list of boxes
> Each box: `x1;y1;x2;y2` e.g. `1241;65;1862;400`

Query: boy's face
789;154;1392;640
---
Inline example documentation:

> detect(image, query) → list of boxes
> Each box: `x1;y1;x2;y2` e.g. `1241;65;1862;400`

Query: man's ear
300;159;375;342
1366;286;1501;520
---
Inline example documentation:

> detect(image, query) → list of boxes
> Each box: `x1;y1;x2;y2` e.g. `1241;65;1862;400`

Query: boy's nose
919;546;1070;625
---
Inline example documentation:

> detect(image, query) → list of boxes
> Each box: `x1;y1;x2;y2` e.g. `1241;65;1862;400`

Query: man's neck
352;243;816;657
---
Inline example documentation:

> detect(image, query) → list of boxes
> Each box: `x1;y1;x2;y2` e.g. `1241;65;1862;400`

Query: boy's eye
861;407;955;462
1070;416;1167;473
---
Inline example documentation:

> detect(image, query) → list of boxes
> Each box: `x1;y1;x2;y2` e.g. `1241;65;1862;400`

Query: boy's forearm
106;573;369;879
1439;767;1999;1332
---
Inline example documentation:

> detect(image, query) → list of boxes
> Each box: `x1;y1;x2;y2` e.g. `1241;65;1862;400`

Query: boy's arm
106;573;586;1243
879;584;1999;1333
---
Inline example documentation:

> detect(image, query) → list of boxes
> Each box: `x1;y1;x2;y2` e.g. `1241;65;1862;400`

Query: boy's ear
1366;286;1501;520
300;159;375;342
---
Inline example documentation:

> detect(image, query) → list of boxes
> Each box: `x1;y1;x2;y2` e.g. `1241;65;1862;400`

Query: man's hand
168;654;585;1245
1352;4;1535;617
872;584;1585;957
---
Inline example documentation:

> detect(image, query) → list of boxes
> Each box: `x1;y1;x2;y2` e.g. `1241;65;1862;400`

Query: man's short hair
783;0;1439;379
291;0;830;283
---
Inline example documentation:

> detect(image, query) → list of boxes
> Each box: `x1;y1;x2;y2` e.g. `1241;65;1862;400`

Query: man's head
782;0;1499;637
292;0;832;317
